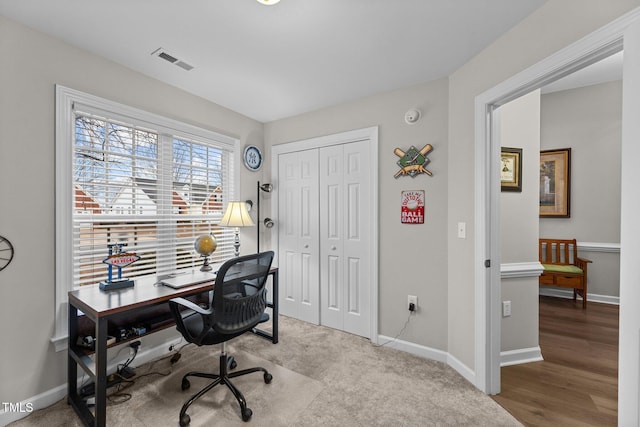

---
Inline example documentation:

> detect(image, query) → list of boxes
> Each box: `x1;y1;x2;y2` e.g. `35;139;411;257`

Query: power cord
116;340;140;377
84;341;193;406
104;340;141;405
374;310;415;347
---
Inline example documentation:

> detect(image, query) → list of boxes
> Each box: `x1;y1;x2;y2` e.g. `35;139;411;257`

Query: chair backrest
212;251;275;335
539;238;579;266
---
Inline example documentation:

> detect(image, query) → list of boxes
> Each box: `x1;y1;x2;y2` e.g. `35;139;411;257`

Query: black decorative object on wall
256;181;274;252
0;235;14;271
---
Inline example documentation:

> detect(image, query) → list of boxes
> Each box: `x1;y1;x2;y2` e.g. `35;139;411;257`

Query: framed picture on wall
539;148;571;218
500;147;522;192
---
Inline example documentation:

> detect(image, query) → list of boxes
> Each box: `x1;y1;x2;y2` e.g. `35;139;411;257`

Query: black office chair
168;251;275;426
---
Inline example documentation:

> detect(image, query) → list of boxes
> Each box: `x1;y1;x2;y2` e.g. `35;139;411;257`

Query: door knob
331;246;337;250
304;244;309;249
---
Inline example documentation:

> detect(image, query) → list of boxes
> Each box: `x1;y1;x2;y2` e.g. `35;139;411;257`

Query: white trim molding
474;6;640;395
578;241;620;253
539;287;620;305
500;347;543;367
377;334;476;386
500;262;543;279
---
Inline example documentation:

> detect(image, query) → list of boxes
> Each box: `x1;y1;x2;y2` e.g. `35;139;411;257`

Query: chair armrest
169;297;213;315
576;257;592;270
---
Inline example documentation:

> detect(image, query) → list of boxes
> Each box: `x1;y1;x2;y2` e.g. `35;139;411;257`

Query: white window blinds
71;107;237;287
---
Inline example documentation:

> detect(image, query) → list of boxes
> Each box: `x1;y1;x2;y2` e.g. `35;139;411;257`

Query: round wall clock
0;235;14;271
243;145;263;171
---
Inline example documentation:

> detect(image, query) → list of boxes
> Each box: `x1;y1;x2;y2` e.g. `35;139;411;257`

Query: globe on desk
194;234;217;271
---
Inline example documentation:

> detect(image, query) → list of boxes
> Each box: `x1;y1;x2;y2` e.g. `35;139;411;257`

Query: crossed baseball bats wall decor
394;143;433;178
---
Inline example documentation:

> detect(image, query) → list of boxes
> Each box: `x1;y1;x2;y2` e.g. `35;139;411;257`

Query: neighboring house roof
104;177;222;213
201;187;223;213
74;185;101;214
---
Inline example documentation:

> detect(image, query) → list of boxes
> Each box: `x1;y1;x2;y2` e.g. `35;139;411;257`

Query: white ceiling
541;51;623;94
0;0;546;122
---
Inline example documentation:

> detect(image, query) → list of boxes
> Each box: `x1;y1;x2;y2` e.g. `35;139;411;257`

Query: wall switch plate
457;222;466;239
502;301;512;317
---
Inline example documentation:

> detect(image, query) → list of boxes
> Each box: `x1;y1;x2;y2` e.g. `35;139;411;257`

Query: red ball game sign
401;190;425;224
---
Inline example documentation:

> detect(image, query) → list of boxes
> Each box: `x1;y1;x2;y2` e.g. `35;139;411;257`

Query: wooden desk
67;268;278;427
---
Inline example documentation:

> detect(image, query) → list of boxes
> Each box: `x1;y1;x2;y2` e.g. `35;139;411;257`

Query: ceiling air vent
151;48;194;71
175;61;194;71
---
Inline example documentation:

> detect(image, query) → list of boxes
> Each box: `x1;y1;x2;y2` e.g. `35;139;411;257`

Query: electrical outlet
168;338;182;352
408;295;418;311
502;301;512;317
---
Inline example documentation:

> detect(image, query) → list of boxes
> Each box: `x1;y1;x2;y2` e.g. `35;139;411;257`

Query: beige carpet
11;316;521;426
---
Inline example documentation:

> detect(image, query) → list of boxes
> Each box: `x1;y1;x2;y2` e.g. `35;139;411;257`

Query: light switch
457;222;466;239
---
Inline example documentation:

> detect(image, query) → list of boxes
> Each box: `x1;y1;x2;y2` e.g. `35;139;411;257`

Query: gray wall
264;79;450;350
0;15;263;404
1;0;638;408
540;80;622;297
447;0;638;369
499;90;540;353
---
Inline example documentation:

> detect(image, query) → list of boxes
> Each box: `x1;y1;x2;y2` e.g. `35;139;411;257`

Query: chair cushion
542;264;583;274
181;309;270;346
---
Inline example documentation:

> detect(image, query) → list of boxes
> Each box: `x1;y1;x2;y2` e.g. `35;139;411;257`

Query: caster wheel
241;407;253;422
264;372;273;384
179;413;191;427
181;378;191;391
230;359;237;370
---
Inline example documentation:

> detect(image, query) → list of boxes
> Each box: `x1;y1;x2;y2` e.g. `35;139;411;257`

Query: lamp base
99;278;135;291
233;227;240;257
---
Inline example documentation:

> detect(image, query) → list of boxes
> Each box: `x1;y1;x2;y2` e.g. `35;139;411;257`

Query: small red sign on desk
401;190;425;224
103;253;140;267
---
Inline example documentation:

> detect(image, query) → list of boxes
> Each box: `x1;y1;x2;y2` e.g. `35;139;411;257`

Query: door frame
474;7;640;396
271;126;379;342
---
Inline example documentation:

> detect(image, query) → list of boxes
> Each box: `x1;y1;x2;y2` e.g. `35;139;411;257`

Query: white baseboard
0;332;184;426
377;334;448;363
6;331;483;426
377;335;476;386
500;346;543;367
539;287;620;305
446;353;477;385
0;383;67;426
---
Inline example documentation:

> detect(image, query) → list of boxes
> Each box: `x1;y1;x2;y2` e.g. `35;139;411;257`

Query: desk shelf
69;347;96;380
67;268;278;427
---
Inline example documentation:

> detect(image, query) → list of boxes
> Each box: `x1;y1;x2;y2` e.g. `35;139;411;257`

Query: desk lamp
219;201;255;257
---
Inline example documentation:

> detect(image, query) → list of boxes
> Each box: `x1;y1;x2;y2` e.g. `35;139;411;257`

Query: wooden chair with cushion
539;238;592;309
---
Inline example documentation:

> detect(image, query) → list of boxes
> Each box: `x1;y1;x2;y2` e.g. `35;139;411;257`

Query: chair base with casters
178;342;272;426
169;251;276;426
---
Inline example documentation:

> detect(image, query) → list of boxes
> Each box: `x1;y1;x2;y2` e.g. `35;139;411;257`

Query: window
53;86;240;348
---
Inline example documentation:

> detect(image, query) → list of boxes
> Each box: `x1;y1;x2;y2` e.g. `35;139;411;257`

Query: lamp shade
219;201;255;227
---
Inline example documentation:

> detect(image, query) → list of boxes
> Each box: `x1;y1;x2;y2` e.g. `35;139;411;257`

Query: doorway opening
473;12;635;396
493;53;622;423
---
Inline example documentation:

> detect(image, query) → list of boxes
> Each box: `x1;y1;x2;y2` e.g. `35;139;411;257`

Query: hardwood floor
492;296;619;426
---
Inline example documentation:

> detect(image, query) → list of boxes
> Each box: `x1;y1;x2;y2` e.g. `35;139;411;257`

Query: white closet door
278;149;320;324
320;141;371;337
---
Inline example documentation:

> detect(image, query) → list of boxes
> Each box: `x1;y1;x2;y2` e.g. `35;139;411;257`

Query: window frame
52;85;240;350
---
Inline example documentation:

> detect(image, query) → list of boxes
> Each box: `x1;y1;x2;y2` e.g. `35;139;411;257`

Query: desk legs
68;304;98;426
67;303;108;427
252;269;278;344
94;317;108;427
271;269;279;344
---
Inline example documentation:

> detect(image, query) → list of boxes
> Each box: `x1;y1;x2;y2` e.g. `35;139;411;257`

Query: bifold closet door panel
277;149;320;324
